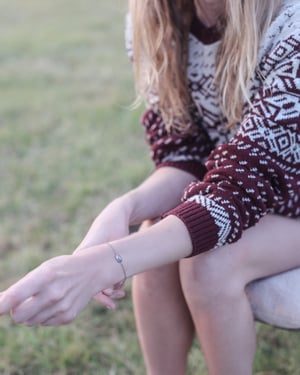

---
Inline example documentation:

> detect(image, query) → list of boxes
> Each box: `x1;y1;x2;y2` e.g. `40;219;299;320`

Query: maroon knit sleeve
166;33;300;256
142;109;214;180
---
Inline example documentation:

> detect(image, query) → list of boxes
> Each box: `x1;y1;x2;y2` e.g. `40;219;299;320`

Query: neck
194;0;224;27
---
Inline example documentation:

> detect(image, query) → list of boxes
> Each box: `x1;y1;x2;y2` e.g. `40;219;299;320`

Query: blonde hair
129;0;282;130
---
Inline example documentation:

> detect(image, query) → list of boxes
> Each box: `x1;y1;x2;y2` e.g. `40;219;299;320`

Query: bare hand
0;250;107;326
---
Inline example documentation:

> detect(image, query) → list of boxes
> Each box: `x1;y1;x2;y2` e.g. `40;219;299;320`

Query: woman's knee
179;249;246;310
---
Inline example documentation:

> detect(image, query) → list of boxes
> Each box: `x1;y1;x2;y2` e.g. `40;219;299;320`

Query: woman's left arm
165;33;300;256
0;215;192;326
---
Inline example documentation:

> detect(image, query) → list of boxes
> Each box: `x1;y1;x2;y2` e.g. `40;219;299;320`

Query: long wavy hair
129;0;282;131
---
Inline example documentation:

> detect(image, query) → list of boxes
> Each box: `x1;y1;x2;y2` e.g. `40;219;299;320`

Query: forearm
97;215;192;288
76;167;196;257
121;166;197;225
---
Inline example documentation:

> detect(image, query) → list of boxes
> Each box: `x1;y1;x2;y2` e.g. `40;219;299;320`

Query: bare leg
132;222;194;375
180;251;256;375
180;215;300;375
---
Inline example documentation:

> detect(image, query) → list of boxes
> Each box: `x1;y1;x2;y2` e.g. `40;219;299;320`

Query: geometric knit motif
241;34;300;165
185;193;231;248
126;0;300;255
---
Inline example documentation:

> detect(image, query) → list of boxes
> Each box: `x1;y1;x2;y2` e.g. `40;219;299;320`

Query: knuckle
11;312;22;324
7;290;19;306
61;311;76;325
11;307;26;325
39;264;56;284
48;288;63;303
58;301;70;314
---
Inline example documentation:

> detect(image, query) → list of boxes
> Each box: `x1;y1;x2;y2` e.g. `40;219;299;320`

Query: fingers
15;287;85;326
25;285;92;326
102;287;125;299
41;311;77;327
11;288;64;324
93;290;126;309
93;293;116;309
25;302;77;327
113;280;125;290
0;267;53;315
94;286;126;309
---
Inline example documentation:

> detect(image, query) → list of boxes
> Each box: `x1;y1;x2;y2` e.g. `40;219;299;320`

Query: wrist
100;193;135;226
114;190;141;225
106;242;127;285
76;244;126;294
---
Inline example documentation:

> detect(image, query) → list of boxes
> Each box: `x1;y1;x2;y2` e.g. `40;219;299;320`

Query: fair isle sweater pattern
126;0;300;256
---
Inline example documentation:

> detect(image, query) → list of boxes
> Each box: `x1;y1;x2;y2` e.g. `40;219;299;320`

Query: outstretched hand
0;249;109;326
0;198;132;324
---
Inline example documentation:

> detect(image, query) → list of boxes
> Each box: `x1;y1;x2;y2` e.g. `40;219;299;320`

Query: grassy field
0;0;299;374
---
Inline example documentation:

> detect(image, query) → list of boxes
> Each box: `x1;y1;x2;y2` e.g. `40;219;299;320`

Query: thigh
219;214;300;285
192;215;300;329
180;214;299;288
133;219;184;300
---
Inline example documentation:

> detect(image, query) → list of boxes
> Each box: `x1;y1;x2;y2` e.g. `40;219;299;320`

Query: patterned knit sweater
126;0;300;256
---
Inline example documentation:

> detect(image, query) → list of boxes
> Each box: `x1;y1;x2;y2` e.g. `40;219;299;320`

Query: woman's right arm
77;108;211;250
76;166;197;250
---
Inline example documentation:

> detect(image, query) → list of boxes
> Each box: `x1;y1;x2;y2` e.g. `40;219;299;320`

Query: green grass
0;0;299;374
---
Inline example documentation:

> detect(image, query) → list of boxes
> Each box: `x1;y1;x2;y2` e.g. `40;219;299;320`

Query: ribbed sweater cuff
164;201;218;257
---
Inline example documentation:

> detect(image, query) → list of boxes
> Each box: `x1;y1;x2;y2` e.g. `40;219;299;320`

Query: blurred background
0;0;299;374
